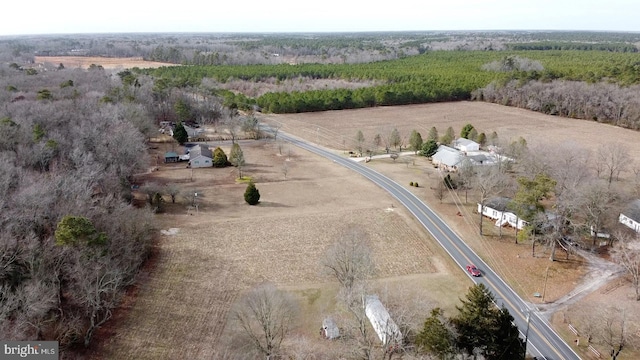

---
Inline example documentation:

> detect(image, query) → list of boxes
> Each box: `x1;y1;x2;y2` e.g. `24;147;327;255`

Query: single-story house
183;124;205;141
364;295;402;348
619;199;640;233
432;145;464;172
164;151;179;163
478;197;528;230
321;317;340;340
188;145;213;168
453;138;480;152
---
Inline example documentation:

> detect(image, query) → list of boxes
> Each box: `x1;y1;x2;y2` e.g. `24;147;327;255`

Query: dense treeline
507;41;638;52
140;50;640;114
0;64;156;350
473;79;640;129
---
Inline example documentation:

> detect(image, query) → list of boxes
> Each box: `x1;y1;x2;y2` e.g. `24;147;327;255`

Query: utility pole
542;266;550;302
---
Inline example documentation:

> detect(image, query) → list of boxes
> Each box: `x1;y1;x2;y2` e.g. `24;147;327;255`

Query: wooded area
0;62;157;349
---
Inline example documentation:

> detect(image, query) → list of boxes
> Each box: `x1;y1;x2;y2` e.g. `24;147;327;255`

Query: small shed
321;317;340;340
164;151;179;163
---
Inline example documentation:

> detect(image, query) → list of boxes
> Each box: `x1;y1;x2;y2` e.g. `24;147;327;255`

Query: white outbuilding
364;295;402;348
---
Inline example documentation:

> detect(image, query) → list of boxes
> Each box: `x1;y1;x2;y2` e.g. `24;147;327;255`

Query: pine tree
460;123;475;139
173;122;188;145
244;182;260;205
416;308;453;357
452;284;524;359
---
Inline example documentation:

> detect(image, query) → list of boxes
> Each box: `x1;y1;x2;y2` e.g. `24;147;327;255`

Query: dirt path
537;250;625;318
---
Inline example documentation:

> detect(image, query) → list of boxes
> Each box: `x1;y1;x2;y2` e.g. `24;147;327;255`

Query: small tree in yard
244;182;260;205
421;139;438;157
229;143;246;178
213;147;228;167
409;129;423;154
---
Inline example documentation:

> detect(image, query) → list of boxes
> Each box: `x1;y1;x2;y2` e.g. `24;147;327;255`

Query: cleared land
100;101;640;359
34;56;172;69
98;139;467;359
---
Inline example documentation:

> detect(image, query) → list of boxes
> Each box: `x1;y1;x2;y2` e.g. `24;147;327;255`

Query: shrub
213;147;228;167
244;182;260;205
414;182;419;187
410;181;414;186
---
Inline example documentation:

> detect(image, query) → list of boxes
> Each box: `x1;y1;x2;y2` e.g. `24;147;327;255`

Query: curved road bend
278;131;581;360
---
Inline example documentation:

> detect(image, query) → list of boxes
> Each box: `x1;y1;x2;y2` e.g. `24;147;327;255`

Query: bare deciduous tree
610;232;640;301
596;143;630;185
322;226;374;292
474;166;511;235
233;283;298;359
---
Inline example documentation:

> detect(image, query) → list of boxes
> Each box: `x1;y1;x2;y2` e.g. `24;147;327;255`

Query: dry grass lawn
98;140;467;359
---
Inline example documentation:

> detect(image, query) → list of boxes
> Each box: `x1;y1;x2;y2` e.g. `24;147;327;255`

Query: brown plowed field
34;56;172;69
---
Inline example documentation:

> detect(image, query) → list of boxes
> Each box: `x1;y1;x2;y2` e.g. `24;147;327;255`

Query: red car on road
466;264;481;277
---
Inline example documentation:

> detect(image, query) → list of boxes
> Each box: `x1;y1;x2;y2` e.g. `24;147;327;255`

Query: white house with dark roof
188;145;213;168
619;199;640;233
478;197;528;230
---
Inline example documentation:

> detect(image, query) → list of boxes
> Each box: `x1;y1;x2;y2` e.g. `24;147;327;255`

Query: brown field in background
34;56;172;69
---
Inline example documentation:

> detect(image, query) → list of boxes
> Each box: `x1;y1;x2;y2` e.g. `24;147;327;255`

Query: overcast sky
2;0;639;36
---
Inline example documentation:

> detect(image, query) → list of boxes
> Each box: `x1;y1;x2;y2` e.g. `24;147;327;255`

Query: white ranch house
478;197;528;230
619;199;640;233
188;145;213;168
431;145;464;171
364;295;402;348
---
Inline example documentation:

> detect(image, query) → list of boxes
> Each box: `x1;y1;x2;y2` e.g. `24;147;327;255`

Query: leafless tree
597;306;639;359
474;166;511;235
282;161;289;180
165;183;181;204
433;175;446;204
610;232;640;301
578;180;619;246
233;283;298;359
322;226;374;292
596;143;631;185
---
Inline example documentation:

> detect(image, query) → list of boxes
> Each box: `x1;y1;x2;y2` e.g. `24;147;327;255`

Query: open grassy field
97;139;468;359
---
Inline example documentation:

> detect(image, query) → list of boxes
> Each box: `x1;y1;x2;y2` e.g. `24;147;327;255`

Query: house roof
622;199;640;223
432;145;463;167
484;197;512;212
454;138;479;148
189;144;212;159
164;151;179;158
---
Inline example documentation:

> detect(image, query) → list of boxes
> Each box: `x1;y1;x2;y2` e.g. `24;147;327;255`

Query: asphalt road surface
277;130;581;360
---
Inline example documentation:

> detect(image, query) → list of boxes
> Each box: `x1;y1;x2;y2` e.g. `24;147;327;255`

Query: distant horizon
3;0;640;36
3;29;640;38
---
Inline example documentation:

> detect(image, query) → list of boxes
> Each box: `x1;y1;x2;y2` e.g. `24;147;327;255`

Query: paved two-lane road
277;130;581;360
